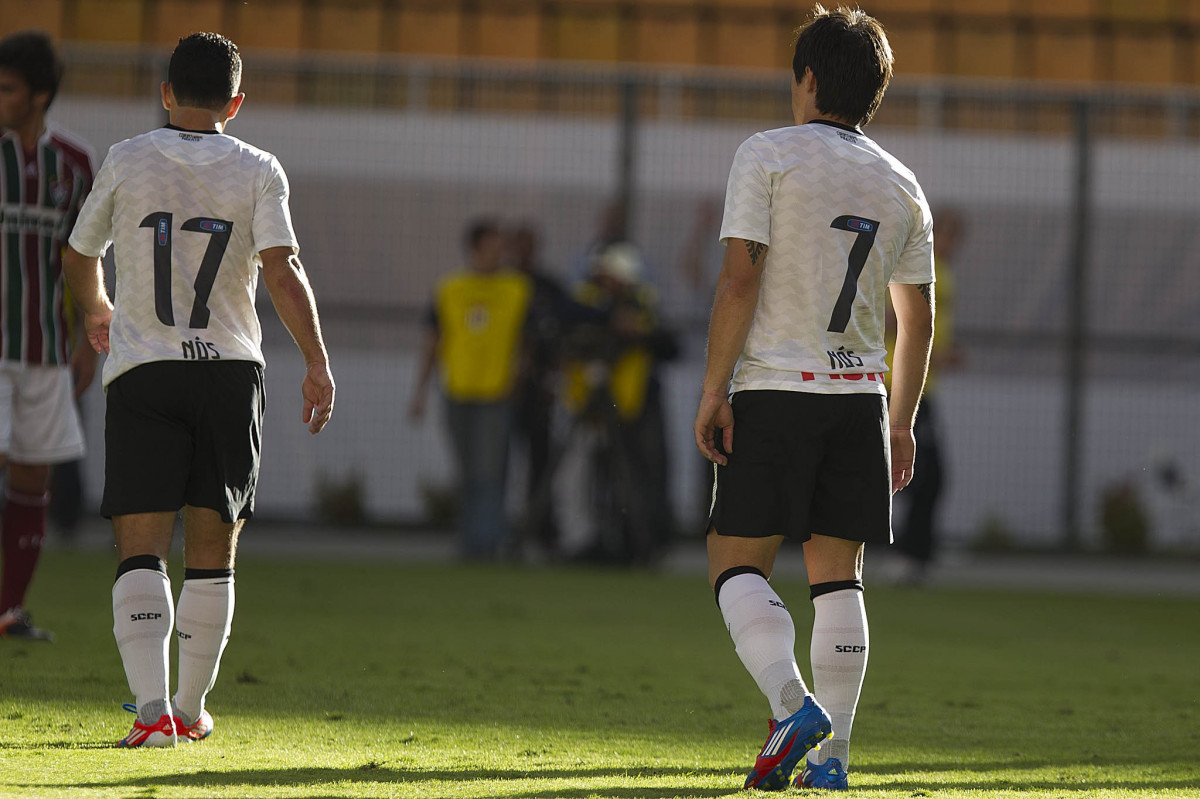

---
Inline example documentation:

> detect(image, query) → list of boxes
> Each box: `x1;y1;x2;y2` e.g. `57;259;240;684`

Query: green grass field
3;546;1199;798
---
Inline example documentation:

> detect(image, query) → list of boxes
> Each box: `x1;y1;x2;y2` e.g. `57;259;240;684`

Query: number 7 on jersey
827;215;880;334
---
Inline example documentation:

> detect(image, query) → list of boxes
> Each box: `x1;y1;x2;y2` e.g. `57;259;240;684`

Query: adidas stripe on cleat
173;709;214;742
743;695;833;790
117;704;177;748
796;756;849;790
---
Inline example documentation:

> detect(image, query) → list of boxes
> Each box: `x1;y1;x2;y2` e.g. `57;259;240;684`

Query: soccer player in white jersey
693;6;934;791
63;33;335;748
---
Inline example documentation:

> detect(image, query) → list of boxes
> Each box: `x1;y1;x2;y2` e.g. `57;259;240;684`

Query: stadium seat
314;0;386;53
475;10;542;61
1032;30;1097;83
234;0;304;51
396;7;463;57
70;0;144;43
0;0;65;39
148;0;223;47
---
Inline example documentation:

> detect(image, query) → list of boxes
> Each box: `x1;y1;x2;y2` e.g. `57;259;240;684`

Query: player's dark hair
792;5;893;127
465;219;501;251
0;31;64;110
168;32;241;111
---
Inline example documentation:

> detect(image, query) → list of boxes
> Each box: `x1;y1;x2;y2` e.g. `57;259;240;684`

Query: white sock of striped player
715;568;809;720
112;557;174;723
173;569;235;725
807;581;868;767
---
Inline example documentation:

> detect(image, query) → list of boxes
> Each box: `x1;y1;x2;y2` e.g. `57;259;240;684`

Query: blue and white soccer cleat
742;695;833;790
795;756;849;790
173;708;214;742
117;703;177;748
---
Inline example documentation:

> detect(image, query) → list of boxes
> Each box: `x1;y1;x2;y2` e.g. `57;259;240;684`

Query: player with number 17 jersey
67;126;298;388
720;121;933;395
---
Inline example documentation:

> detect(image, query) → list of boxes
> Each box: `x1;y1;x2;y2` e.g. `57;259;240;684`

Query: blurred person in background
569;200;635;286
675;198;726;528
892;208;965;584
508;223;569;556
410;219;532;561
562;242;678;564
0;31;97;642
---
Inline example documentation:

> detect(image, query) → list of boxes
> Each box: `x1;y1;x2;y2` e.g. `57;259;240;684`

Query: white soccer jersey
69;127;299;387
719;120;933;396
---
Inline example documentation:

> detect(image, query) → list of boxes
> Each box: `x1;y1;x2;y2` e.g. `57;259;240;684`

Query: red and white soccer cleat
173;709;214;742
117;704;177;748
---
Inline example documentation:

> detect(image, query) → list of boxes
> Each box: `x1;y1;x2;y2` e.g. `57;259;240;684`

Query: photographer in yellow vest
410;219;532;560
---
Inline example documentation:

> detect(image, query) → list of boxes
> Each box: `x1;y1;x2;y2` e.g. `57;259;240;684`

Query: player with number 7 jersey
694;6;934;792
63;32;333;750
718;121;933;395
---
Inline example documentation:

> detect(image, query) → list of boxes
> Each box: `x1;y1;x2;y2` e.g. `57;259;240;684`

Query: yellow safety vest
435;269;532;402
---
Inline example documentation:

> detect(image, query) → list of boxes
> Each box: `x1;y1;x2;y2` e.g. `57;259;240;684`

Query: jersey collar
164;123;221;135
805;118;864;136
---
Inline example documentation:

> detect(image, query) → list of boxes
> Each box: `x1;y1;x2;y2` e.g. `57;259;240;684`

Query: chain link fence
56;48;1200;553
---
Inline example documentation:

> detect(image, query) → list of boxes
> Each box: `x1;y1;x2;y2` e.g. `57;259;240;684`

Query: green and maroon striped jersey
0;124;94;366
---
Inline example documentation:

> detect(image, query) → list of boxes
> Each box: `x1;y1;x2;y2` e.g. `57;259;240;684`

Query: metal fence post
618;77;639;236
1063;97;1092;551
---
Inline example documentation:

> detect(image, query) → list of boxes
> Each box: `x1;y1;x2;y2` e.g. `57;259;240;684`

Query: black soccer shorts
101;360;265;523
706;389;892;545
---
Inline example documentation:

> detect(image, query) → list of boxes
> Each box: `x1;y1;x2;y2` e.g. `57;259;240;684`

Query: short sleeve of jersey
889;192;935;285
252;157;299;255
719;135;772;247
67;146;117;258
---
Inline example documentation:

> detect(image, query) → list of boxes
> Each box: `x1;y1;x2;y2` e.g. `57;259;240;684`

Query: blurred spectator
893;208;966;582
410;219;532;560
675;199;725;528
569;200;634;286
508;224;569;555
676;198;724;325
562;243;679;564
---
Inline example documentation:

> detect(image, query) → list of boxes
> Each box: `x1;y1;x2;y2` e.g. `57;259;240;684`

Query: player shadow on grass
18;759;1200;795
26;764;746;796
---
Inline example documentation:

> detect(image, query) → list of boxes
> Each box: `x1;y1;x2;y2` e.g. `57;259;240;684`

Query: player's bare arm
888;280;934;493
66;290;100;397
260;246;334;435
62;245;115;356
694;237;767;466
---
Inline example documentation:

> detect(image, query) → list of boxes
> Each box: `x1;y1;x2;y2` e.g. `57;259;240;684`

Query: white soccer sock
173;573;235;724
808;586;868;767
717;571;810;720
112;566;174;722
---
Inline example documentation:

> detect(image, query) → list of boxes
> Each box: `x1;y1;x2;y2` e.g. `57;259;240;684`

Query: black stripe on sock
810;579;864;601
713;565;767;604
115;555;167;582
184;568;233;580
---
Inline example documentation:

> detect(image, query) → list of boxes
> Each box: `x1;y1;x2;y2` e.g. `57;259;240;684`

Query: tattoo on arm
918;283;932;306
744;240;766;267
